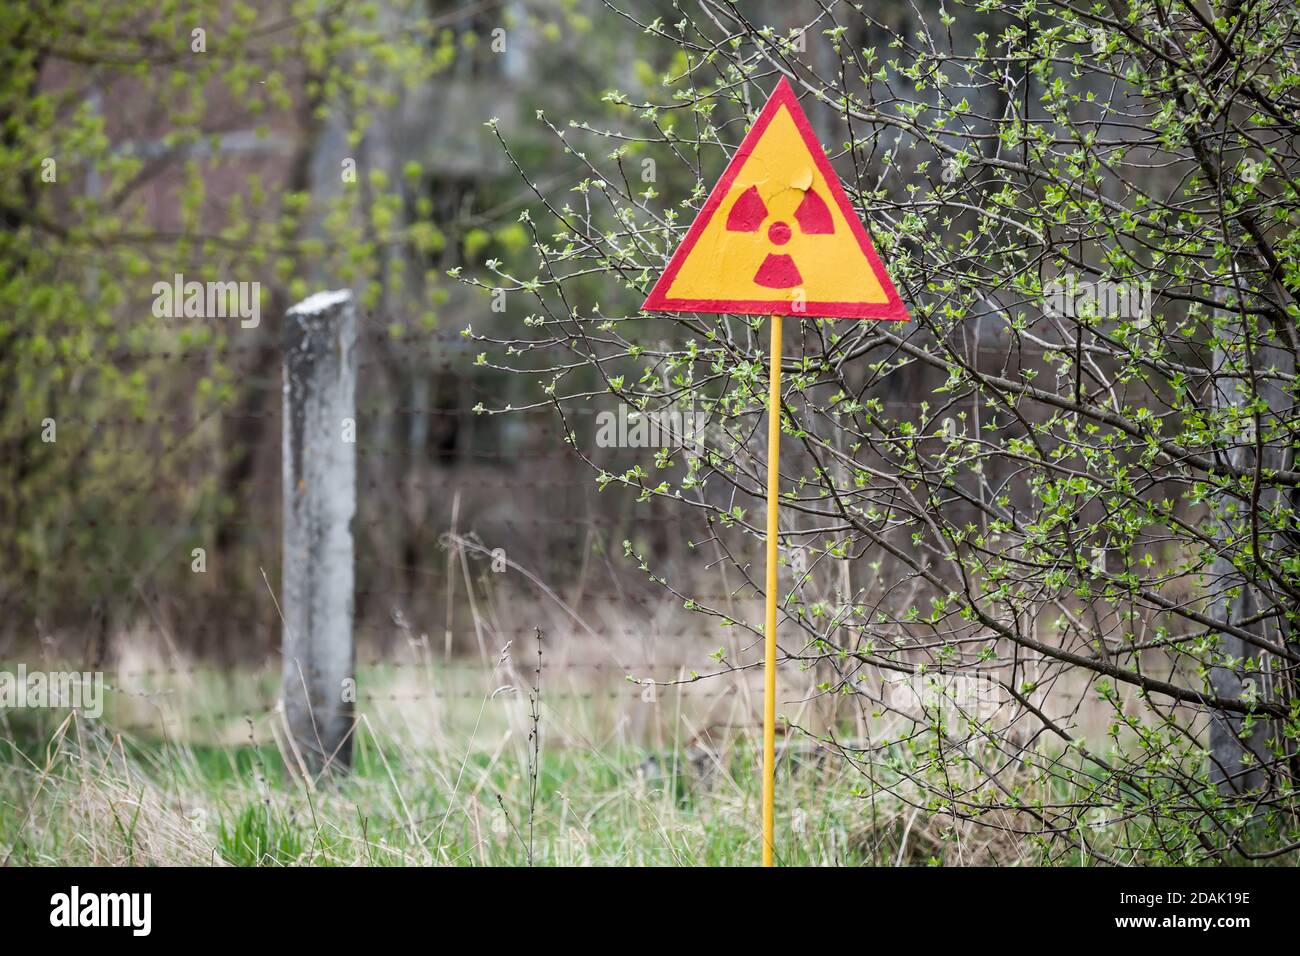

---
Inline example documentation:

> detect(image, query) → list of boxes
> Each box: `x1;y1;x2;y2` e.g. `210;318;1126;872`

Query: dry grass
2;622;1077;866
1;579;1254;867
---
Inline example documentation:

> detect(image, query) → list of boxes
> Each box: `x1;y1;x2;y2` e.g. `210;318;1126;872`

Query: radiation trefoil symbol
724;184;835;288
642;77;910;321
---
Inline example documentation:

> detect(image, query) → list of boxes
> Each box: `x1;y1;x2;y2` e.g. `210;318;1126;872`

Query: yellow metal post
762;313;782;867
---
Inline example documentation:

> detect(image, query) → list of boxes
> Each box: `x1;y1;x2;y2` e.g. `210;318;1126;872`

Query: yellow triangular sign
644;77;909;320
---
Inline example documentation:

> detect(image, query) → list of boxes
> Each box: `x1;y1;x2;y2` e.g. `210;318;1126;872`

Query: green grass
0;662;905;866
2;660;1291;866
218;803;305;866
0;719;889;866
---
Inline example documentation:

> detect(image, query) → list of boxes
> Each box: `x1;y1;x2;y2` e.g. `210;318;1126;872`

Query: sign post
762;311;782;866
643;76;911;865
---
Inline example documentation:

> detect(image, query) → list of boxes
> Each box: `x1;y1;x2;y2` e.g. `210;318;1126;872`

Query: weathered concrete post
282;289;357;775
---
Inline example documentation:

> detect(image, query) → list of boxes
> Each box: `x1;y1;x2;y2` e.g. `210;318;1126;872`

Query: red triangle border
642;76;910;321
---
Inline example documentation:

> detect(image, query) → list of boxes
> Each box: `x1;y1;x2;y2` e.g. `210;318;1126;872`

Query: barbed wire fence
2;286;852;787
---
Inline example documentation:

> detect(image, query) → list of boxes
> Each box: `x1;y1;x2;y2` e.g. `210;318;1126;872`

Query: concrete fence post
282;289;357;775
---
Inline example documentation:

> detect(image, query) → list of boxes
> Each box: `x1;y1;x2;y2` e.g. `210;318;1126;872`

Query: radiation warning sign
643;77;909;321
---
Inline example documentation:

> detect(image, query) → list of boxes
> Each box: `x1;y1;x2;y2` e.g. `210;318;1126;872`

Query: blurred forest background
1;0;714;664
2;0;1298;865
